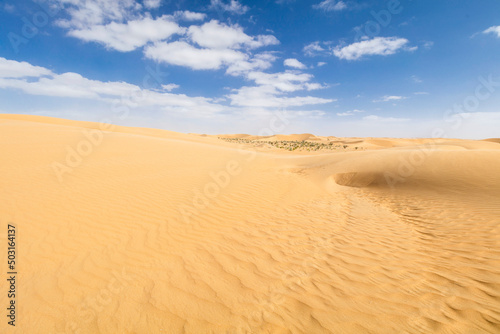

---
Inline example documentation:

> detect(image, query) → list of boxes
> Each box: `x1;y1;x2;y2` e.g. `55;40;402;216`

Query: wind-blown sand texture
1;114;500;333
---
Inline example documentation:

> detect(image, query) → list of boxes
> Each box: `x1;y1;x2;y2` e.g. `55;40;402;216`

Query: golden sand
1;114;499;333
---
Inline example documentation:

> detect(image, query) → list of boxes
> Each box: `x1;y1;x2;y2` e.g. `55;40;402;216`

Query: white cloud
483;26;500;38
303;41;325;56
293;110;326;118
317;62;327;67
227;85;333;108
253;35;281;48
423;41;434;49
284;58;306;69
227;66;330;108
313;0;347;11
54;0;139;29
188;20;279;50
0;58;226;117
337;109;364;116
0;58;333;121
373;95;407;102
226;53;276;76
6;0;332;119
161;83;180;91
411;75;422;83
173;10;206;21
144;21;278;75
144;41;247;70
136;17;321;114
0;72;139;99
50;1;280;86
68;15;184;52
209;0;249;14
333;37;413;60
363;115;410;122
305;83;327;90
144;0;161;9
246;71;323;92
0;57;53;78
127;90;223;115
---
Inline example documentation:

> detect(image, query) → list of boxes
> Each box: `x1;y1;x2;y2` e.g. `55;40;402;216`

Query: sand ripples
1;116;499;333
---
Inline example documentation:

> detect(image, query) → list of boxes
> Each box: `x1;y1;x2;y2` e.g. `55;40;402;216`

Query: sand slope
1;114;500;333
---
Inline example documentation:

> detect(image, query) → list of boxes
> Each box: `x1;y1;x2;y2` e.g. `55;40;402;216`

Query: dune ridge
1;114;499;333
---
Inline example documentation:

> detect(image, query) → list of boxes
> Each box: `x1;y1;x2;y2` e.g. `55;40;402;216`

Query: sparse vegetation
217;138;365;152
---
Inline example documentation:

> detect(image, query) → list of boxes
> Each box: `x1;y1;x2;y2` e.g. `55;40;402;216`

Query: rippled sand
1;114;499;333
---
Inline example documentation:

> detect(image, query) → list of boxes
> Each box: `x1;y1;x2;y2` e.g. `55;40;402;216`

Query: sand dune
1;114;500;333
484;138;500;144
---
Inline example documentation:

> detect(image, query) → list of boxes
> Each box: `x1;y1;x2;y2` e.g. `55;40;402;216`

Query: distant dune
1;114;500;333
484;138;500;144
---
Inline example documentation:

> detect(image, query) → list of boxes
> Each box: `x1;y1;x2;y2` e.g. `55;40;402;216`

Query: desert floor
1;114;500;333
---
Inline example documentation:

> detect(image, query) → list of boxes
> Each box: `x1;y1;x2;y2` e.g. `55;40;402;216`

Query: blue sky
1;0;500;138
